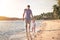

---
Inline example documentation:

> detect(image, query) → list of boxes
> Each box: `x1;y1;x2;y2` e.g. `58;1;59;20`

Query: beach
7;20;60;40
34;20;60;40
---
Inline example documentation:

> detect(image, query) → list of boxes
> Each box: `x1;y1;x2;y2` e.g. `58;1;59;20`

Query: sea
0;20;43;40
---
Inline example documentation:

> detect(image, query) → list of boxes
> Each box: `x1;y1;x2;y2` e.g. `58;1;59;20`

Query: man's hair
27;5;30;7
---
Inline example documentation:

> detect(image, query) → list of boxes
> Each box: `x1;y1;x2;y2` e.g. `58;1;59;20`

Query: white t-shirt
32;22;36;27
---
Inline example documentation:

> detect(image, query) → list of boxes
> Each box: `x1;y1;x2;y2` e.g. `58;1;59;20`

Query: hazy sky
0;0;57;18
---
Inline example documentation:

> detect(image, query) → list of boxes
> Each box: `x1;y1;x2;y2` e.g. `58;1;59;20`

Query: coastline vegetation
34;0;60;20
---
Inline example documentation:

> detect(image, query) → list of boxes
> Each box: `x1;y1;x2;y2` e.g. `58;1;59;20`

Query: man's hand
23;14;24;21
23;18;24;21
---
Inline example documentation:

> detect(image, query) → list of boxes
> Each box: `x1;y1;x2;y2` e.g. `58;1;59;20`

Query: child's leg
32;27;36;38
32;27;35;33
32;27;34;32
34;27;35;33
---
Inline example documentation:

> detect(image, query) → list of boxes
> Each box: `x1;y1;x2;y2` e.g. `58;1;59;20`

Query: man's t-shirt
24;9;32;20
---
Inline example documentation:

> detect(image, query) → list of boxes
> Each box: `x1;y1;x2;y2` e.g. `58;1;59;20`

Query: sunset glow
0;0;57;18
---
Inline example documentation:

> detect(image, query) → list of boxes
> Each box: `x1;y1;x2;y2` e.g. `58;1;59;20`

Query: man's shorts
25;18;31;24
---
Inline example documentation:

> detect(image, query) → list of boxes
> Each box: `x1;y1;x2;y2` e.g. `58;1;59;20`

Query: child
32;18;36;35
31;18;36;38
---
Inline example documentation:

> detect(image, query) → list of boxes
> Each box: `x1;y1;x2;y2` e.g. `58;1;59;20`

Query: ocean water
0;20;43;40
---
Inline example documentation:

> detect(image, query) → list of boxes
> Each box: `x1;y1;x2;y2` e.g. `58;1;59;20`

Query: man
23;5;33;40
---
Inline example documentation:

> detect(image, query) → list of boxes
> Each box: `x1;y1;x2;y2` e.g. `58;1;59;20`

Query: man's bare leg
26;23;29;40
26;20;32;40
28;23;32;40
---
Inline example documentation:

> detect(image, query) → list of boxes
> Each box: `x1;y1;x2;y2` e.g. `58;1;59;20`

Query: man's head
27;5;30;9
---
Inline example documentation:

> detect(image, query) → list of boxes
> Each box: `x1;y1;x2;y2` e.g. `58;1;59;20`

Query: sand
34;20;60;40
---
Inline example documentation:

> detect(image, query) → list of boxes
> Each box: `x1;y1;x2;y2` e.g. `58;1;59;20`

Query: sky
0;0;57;18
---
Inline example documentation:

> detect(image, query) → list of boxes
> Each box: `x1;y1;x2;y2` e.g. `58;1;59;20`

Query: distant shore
0;16;23;20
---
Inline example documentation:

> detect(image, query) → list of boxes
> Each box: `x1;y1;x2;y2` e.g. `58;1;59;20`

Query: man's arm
23;13;25;20
23;9;25;20
31;13;33;18
30;10;33;19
